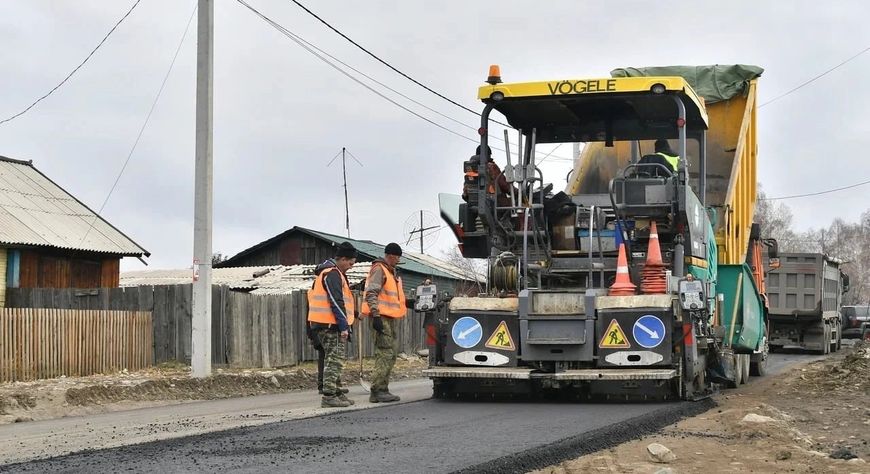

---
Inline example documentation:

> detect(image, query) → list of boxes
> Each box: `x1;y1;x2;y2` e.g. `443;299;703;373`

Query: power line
760;177;870;201
237;0;484;146
80;3;196;244
237;1;572;161
270;18;483;135
0;0;143;126
759;46;870;108
287;0;512;128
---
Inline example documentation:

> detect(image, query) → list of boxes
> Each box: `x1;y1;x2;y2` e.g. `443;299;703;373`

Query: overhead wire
0;0;143;126
759;46;870;108
759;177;870;201
80;3;197;244
286;0;512;128
237;0;570;160
236;0;483;146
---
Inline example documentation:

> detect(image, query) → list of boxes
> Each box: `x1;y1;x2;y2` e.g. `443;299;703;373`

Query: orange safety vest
465;170;496;194
361;262;406;318
307;267;356;326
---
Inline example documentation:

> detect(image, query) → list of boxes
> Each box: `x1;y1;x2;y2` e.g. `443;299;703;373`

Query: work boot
338;393;355;405
338;387;349;394
321;395;351;408
369;391;401;403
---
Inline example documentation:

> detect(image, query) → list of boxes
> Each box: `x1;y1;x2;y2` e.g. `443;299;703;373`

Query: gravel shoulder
0;354;427;425
533;342;870;474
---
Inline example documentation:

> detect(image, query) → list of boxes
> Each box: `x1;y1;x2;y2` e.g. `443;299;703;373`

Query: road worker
462;145;512;207
638;139;680;175
307;241;357;408
362;242;407;403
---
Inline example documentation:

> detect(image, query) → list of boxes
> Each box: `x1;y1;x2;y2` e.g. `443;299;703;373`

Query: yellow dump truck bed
567;65;762;265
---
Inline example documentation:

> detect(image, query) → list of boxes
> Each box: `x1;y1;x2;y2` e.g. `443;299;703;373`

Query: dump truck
765;253;848;353
424;64;778;400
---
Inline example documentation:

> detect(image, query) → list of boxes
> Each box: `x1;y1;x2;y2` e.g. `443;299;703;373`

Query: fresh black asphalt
0;352;822;473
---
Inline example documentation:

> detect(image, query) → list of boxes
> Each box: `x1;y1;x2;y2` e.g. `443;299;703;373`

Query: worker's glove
372;316;384;334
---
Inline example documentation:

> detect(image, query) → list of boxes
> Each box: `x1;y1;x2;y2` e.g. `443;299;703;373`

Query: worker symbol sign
599;319;631;348
452;316;483;349
485;320;516;351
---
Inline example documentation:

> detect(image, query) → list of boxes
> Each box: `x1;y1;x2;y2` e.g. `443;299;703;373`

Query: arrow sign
632;315;666;349
635;321;660;339
458;323;481;340
452;316;483;349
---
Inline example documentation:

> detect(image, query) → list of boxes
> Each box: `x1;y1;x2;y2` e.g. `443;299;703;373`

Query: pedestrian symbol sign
485;320;516;350
451;316;483;349
599;319;630;348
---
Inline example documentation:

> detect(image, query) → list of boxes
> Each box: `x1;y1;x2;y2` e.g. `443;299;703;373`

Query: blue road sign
451;316;483;349
632;315;666;349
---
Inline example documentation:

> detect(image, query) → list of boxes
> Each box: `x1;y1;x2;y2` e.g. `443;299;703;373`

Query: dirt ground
0;353;427;425
534;342;870;474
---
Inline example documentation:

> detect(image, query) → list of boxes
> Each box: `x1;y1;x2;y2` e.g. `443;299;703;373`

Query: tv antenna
403;210;441;254
327;147;363;237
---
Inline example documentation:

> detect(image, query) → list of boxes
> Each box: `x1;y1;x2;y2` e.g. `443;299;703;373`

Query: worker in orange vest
362;242;407;403
307;241;357;408
462;145;512;206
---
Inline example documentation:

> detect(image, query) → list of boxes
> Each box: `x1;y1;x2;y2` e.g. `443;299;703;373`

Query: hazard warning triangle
485;320;516;350
599;319;631;348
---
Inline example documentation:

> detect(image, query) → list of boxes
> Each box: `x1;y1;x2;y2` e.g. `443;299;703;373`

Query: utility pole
327;147;362;238
192;0;213;378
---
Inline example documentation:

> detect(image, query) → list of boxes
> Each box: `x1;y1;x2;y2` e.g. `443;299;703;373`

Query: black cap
384;242;403;256
655;139;675;155
475;145;493;160
335;241;358;259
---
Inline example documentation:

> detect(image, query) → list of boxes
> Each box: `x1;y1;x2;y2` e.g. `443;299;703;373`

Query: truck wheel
750;331;769;377
741;354;751;384
735;354;745;385
819;324;830;355
835;322;842;352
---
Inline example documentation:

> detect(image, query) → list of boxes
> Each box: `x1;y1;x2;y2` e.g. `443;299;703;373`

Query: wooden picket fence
0;308;152;382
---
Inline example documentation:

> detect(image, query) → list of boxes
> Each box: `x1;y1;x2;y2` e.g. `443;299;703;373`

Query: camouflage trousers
320;330;346;397
371;317;399;392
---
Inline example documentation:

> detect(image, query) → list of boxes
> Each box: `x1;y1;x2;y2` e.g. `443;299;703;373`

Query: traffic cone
609;243;637;296
641;221;668;294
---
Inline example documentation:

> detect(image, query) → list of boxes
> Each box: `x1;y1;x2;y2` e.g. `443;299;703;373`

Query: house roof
0;156;148;257
121;264;374;295
219;226;471;281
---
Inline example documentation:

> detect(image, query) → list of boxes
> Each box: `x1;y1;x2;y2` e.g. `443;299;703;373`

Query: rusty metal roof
0;156;148;257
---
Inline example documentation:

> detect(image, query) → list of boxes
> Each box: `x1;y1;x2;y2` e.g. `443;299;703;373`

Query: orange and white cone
641;221;668;294
609;243;637;296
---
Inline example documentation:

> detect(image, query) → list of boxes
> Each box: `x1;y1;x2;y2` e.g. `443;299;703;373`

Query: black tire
751;325;769;376
835;322;842;352
830;322;838;353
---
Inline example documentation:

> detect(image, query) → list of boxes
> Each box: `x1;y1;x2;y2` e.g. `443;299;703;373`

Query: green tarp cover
611;65;763;104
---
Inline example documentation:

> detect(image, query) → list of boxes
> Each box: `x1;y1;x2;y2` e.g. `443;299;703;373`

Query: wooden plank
179;284;193;362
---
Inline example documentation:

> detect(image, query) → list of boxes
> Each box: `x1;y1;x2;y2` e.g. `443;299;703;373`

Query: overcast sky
1;0;868;270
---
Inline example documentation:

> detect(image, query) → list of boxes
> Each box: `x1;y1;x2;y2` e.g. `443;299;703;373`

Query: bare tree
211;252;228;265
441;246;487;296
755;185;801;251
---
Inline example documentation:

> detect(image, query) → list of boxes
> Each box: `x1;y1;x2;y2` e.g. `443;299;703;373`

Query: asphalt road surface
0;352;826;474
